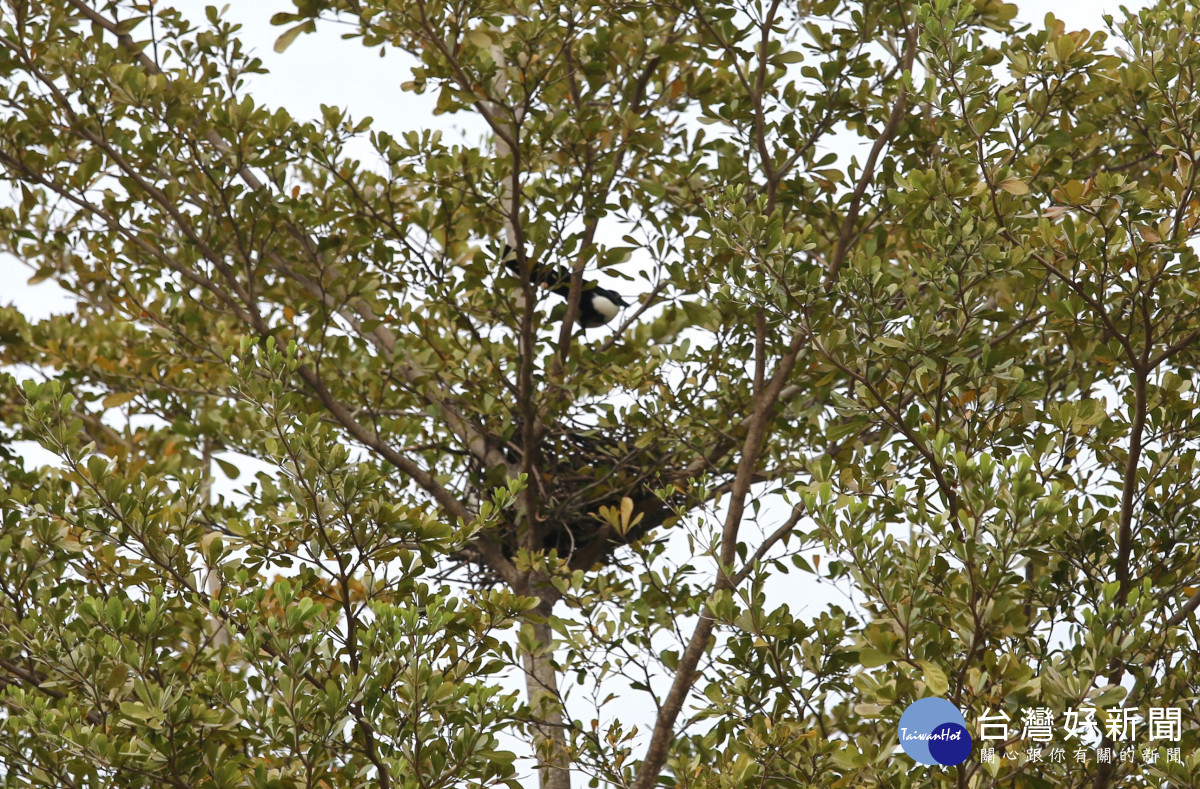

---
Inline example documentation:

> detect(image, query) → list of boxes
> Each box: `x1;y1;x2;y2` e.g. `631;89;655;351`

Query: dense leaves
2;0;1200;787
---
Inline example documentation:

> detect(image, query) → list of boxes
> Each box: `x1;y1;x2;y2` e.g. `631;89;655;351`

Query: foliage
2;0;1200;787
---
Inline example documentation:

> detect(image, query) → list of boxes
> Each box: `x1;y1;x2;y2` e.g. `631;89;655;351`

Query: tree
2;0;1200;786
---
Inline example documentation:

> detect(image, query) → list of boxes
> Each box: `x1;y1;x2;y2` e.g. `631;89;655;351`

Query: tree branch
826;22;917;287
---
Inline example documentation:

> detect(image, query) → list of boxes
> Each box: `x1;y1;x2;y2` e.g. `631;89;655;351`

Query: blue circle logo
898;698;973;766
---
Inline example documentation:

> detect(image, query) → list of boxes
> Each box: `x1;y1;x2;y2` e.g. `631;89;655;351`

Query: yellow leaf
103;391;138;409
464;29;491;49
998;177;1029;195
919;660;949;696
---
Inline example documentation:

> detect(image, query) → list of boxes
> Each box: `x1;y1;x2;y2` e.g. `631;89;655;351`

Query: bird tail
501;244;571;296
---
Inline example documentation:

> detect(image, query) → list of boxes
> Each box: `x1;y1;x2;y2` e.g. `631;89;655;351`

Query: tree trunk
522;615;571;789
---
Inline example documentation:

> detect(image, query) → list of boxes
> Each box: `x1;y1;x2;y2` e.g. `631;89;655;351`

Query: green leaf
274;20;315;53
858;649;895;668
114;15;146;36
103;391;138;409
919;661;949;696
214;457;240;479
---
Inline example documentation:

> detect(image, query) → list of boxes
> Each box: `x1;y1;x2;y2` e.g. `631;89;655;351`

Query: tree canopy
2;0;1200;787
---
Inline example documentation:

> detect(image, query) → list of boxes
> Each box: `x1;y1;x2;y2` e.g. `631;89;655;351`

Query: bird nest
456;417;682;586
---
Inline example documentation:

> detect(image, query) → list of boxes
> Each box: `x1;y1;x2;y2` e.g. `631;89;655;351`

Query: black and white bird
502;244;628;328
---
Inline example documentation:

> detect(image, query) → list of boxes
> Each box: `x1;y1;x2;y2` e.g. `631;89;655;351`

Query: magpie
502;244;628;328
